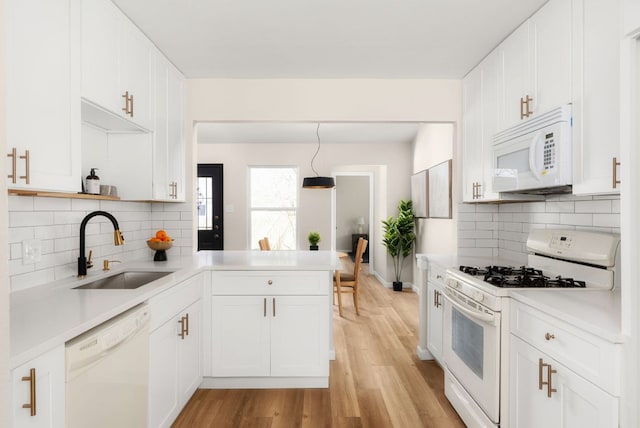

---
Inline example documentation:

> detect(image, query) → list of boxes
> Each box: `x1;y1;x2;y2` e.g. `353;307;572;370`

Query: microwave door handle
529;132;543;182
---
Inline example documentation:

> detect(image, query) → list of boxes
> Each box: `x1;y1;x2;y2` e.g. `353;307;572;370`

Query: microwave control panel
542;132;555;173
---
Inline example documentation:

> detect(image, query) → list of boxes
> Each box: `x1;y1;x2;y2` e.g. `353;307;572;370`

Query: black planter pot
393;281;403;292
309;245;319;251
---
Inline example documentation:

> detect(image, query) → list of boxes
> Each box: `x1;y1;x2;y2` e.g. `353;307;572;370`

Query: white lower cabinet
426;280;444;364
509;300;620;428
11;345;65;428
209;271;330;387
510;335;618;428
148;274;203;428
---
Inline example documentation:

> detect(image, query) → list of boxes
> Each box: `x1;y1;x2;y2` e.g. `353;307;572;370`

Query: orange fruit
150;237;161;243
156;230;168;240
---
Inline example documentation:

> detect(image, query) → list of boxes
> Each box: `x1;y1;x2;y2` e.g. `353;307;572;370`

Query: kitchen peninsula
10;251;339;428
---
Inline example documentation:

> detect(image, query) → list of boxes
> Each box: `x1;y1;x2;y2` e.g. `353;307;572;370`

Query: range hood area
81;99;150;134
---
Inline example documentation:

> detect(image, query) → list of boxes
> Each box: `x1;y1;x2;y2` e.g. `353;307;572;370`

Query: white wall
186;78;462;283
0;0;9;421
336;175;370;252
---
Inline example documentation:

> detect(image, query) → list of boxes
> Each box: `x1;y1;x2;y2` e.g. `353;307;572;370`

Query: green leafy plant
382;200;415;282
307;231;321;246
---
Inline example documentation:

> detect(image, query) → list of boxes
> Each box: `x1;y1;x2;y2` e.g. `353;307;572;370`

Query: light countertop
11;250;340;368
417;253;624;344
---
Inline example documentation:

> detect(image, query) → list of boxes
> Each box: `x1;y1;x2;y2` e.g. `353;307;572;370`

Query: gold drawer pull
613;157;621;189
21;368;36;416
544;332;555;341
267;280;273;285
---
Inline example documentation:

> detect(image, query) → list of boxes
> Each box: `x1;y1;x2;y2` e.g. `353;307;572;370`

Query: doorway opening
197;164;224;250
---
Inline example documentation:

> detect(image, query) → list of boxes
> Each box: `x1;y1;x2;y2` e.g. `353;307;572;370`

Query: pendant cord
310;123;321;177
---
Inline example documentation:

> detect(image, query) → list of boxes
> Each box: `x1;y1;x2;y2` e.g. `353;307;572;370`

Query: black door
197;164;223;250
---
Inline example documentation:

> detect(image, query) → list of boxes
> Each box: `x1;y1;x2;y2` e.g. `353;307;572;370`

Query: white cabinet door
153;55;185;201
211;296;271;377
623;0;640;35
426;282;444;363
462;63;484;202
120;17;154;130
498;21;530;130
530;0;572;116
6;0;81;192
148;316;180;428
80;0;121;114
178;300;202;406
11;345;65;428
572;0;622;195
510;335;619;428
270;296;329;377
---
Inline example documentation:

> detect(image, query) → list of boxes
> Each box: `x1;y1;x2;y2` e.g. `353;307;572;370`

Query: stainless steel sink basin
73;271;173;290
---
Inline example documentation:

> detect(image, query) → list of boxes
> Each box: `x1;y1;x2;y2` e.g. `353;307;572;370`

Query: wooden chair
334;237;368;317
258;237;271;251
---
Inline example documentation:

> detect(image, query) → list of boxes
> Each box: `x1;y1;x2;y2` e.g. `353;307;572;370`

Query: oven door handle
444;288;497;325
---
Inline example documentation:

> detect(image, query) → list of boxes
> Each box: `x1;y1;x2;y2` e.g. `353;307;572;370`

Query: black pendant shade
302;176;335;189
303;123;335;189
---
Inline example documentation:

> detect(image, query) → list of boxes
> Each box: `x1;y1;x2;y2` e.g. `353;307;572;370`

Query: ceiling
112;0;548;79
197;122;421;144
113;1;547;144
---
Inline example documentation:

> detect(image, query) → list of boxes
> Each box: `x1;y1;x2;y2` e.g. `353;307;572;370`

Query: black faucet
78;211;125;277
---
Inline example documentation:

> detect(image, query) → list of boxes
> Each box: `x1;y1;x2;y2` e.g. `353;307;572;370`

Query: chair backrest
353;237;368;281
258;237;271;251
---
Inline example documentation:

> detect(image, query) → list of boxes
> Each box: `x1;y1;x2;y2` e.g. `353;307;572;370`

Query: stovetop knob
474;291;485;302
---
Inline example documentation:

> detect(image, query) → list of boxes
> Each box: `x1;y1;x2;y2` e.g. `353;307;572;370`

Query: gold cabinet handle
21;368;36;416
520;95;533;119
272;298;276;317
264;297;267;317
122;91;130;115
546;363;557;397
7;147;16;183
19;150;30;184
178;316;187;339
129;94;134;117
185;312;190;337
476;183;482;199
267;280;273;285
539;358;557;397
544;332;555;341
613;157;621;189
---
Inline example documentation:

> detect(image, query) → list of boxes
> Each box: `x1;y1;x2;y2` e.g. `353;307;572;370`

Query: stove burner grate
459;265;587;288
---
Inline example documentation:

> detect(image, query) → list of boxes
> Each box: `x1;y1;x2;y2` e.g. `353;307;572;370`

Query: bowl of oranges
147;230;173;260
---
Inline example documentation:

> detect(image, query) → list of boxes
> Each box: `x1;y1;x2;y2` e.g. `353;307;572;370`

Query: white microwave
492;105;572;194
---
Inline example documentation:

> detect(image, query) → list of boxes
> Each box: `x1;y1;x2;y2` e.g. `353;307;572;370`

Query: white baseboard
200;376;329;389
416;345;434;361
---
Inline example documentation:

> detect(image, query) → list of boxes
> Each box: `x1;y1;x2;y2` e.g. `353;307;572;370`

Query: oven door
443;286;501;424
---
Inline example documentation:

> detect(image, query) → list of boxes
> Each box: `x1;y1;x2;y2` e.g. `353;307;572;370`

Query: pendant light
302;123;335;189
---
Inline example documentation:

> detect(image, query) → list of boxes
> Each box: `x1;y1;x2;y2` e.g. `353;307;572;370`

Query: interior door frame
331;172;374;272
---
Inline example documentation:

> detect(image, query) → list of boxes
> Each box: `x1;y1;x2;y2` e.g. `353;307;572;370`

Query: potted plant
308;231;321;251
382;200;415;291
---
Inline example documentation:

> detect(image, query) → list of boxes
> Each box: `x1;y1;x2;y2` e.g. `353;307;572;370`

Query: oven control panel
549;233;573;251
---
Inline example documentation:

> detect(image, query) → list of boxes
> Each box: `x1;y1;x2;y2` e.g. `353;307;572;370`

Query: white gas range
441;229;620;428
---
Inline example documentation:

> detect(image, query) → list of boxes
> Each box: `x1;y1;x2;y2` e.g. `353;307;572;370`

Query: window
249;167;298;250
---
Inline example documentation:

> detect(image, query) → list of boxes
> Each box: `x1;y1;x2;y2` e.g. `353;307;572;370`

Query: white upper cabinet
623;0;640;35
5;0;81;192
498;0;572;131
81;0;153;131
153;55;186;201
571;0;622;195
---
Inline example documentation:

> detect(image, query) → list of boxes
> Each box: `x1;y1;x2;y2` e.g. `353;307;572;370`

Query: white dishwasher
66;304;150;428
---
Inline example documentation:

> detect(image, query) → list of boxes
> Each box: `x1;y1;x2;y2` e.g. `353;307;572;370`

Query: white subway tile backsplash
575;200;612;214
8;197;193;291
545;201;575;213
559;213;592;226
457;195;620;260
593;214;621;228
458;204;477;213
458;247;494;257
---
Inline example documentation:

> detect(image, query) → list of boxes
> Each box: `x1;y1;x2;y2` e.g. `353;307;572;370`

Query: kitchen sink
73;271;173;290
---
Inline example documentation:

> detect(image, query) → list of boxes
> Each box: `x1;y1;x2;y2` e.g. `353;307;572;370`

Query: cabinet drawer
510;300;621;395
149;273;203;331
211;271;329;296
428;263;447;286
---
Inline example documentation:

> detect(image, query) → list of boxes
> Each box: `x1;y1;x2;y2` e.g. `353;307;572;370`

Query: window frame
247;165;299;250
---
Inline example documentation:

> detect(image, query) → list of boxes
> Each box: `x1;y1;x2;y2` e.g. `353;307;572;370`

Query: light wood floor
173;262;465;428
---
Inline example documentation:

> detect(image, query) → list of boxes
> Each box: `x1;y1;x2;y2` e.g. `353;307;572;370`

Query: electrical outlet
23;239;42;264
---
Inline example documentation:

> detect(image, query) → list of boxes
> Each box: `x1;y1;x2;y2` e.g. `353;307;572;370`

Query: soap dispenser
86;168;100;195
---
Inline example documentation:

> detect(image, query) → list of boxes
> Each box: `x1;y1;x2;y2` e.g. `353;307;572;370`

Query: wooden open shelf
8;189;120;201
